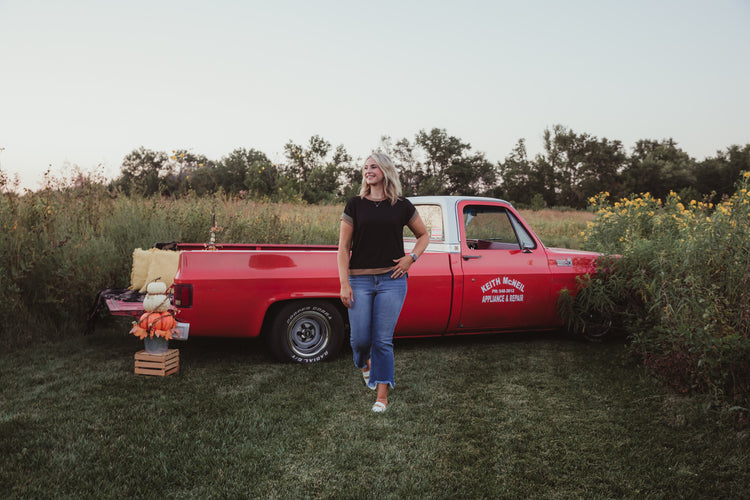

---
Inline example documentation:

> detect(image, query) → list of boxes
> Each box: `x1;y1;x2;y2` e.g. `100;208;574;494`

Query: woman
337;153;429;413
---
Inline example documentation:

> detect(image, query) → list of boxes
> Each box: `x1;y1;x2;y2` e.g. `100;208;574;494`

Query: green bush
530;193;546;211
566;172;750;408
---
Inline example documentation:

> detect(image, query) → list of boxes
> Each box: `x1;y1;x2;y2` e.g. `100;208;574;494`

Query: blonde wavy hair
359;152;403;205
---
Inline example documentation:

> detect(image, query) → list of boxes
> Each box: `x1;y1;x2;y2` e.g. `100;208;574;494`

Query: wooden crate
135;349;179;377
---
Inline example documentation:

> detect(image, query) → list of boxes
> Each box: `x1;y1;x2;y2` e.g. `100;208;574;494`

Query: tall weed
519;208;593;249
568;173;750;409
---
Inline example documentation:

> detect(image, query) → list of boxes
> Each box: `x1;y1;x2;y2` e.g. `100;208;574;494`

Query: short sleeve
342;197;356;225
403;198;417;225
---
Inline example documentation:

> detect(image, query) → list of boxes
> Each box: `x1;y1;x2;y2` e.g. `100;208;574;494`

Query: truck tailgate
98;289;146;317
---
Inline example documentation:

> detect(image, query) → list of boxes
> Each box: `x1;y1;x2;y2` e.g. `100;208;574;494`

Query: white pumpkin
146;281;168;295
143;293;170;312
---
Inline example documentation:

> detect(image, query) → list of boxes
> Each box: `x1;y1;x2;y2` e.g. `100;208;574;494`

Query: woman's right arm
337;220;354;308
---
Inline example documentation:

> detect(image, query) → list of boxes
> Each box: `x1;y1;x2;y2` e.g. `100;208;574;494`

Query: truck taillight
173;284;193;308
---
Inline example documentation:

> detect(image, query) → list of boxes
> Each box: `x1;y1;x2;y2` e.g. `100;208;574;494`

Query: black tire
267;301;345;363
581;311;614;342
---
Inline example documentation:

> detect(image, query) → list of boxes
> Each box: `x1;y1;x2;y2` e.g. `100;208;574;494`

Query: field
517;207;593;249
2;186;749;498
2;328;748;498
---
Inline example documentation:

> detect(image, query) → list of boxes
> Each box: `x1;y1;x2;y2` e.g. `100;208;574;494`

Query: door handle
462;255;482;260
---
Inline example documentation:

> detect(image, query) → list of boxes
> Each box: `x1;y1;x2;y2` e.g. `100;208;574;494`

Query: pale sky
1;0;749;191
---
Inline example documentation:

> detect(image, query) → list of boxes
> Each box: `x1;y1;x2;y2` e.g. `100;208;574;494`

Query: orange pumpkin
130;311;178;340
139;311;176;331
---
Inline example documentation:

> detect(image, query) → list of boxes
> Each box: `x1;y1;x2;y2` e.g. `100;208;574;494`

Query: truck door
457;201;553;331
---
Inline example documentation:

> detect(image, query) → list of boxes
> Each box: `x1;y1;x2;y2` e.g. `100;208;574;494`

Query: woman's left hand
391;255;412;279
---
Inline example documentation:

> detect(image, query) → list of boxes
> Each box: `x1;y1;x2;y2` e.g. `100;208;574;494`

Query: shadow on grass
88;321;625;368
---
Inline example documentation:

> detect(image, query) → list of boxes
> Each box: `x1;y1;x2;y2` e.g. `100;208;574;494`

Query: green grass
2;323;748;499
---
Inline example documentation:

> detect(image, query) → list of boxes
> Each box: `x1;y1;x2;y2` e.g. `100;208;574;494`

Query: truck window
508;211;537;250
405;204;444;241
463;205;526;250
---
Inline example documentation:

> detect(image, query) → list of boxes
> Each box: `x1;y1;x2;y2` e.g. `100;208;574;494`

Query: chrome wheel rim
287;311;330;358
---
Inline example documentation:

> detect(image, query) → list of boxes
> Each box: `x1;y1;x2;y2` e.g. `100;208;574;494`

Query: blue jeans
347;272;408;389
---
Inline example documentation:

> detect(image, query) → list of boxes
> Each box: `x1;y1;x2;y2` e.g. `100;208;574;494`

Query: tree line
110;125;750;208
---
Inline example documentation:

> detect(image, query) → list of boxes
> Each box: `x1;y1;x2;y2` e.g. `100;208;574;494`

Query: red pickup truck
105;196;600;363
